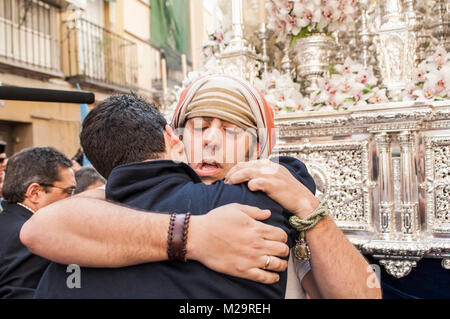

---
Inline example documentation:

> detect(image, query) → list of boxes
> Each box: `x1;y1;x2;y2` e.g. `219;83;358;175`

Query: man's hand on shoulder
187;203;290;284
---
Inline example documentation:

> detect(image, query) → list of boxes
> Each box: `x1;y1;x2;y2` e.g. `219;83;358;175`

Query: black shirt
0;201;50;298
35;156;316;298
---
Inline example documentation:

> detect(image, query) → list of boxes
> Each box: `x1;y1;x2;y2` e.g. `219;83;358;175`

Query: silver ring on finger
263;255;271;269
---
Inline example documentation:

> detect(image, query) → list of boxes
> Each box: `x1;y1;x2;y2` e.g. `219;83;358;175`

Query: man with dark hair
74;167;106;194
80;94;167;179
0;147;75;298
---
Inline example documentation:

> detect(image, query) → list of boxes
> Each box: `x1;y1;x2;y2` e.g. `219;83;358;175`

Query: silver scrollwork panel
273;139;374;233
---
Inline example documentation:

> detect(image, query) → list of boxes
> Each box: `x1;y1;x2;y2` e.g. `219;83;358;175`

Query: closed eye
225;128;242;135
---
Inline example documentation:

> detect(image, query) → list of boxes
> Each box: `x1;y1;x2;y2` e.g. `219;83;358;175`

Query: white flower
403;47;450;101
268;0;356;41
425;71;446;95
413;68;427;83
433;46;447;67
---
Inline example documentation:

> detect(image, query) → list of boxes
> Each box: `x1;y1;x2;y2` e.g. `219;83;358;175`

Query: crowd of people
0;75;446;299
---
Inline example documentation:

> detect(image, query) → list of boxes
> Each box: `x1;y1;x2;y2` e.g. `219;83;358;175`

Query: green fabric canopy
150;0;191;69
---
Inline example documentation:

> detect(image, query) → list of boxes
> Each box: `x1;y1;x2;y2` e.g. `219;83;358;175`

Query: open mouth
194;159;222;176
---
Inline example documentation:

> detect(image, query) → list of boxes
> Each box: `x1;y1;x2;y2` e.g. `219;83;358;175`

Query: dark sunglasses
0;157;7;164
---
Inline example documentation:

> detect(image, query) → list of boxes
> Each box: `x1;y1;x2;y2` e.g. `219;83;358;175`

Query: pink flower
338;82;351;93
322;7;334;19
285;1;294;11
357;74;367;84
433;46;447;67
413;69;427;82
434;78;446;94
352;90;362;102
423;87;434;99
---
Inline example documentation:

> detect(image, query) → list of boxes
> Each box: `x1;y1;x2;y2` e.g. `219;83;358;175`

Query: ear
164;125;181;146
164;125;185;156
24;183;43;205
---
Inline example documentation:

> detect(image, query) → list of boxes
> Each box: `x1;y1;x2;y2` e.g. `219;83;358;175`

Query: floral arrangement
255;58;388;113
402;46;450;101
199;30;232;64
254;69;309;112
308;57;388;111
266;0;357;46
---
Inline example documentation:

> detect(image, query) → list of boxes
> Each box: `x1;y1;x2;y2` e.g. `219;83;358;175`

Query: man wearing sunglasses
0;146;75;298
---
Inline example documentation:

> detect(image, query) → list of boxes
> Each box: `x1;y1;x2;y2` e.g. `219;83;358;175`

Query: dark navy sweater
34;156;315;298
0;202;51;298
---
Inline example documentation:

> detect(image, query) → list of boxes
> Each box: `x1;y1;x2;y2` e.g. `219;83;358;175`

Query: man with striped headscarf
171;75;380;299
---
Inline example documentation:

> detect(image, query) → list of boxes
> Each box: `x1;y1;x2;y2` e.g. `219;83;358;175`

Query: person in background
71;148;84;172
0;147;75;298
74;166;106;194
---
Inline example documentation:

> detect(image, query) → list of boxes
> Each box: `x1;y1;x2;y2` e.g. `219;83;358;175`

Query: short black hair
80;94;167;179
74;166;106;194
2;146;72;203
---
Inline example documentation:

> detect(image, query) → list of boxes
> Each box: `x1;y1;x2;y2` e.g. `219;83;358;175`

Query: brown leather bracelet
167;212;191;262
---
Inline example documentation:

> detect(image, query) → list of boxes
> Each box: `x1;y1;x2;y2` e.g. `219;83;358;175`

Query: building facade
0;0;206;158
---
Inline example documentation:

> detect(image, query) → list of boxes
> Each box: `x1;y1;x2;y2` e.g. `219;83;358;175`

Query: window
0;0;60;73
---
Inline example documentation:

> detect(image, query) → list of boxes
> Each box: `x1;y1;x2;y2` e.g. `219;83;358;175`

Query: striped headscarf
171;75;276;158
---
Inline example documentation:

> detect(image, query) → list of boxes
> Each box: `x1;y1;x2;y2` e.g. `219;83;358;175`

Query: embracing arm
20;189;289;284
225;160;382;299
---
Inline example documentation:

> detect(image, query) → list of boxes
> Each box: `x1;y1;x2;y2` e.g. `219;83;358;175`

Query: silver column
375;132;396;239
398;131;420;240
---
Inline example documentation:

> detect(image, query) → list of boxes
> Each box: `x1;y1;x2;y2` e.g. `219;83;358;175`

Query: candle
181;54;187;79
258;0;266;23
161;58;167;94
232;0;243;25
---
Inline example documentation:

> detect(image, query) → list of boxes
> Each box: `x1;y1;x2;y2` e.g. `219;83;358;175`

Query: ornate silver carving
373;0;417;99
430;0;450;51
273;139;374;232
423;135;450;234
217;0;261;83
257;23;273;75
379;259;417;278
293;34;336;95
275;40;295;79
275;100;450;277
356;0;377;70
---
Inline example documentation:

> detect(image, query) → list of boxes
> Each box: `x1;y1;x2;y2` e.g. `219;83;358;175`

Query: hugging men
22;75;380;299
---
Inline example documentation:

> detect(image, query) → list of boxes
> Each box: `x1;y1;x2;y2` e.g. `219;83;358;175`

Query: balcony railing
0;0;61;76
62;15;138;92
